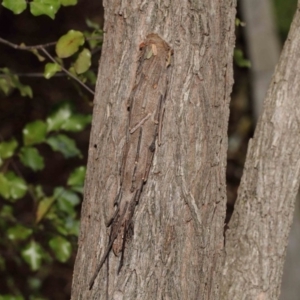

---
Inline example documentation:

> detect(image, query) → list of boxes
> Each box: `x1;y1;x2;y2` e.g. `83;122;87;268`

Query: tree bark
221;3;300;299
71;0;236;299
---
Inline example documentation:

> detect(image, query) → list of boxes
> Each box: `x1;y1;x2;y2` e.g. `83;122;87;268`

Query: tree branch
0;37;56;50
41;48;95;95
221;7;300;299
0;37;95;95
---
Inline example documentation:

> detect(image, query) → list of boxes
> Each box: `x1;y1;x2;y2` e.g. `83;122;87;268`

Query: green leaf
19;147;45;171
44;211;68;235
64;217;79;236
18;85;33;98
69;185;83;194
84;70;97;85
34;185;45;200
44;63;62;79
46;134;81;158
46;103;72;132
234;49;251;68
61;114;92;132
29;48;46;62
28;277;42;291
36;197;55;223
6;171;28;200
46;211;78;236
21;240;44;271
60;0;77;6
0;78;12;95
23;120;47;146
49;236;72;262
0;68;33;98
68;66;77;76
0;172;27;201
84;30;102;50
0;139;18;160
0;205;14;220
86;18;100;30
74;48;91;74
8;224;33;241
0;173;10;199
235;18;245;27
54;187;80;216
0;295;25;300
56;30;85;58
30;0;61;19
2;0;27;14
67;166;86;187
55;187;80;206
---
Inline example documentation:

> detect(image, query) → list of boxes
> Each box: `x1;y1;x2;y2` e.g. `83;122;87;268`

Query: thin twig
0;36;101;50
0;72;67;78
0;36;95;95
41;48;95;95
0;37;56;50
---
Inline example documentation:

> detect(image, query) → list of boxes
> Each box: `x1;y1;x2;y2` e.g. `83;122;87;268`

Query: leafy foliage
2;0;78;18
0;102;90;282
0;110;90;300
0;3;101;96
0;3;100;298
0;68;33;98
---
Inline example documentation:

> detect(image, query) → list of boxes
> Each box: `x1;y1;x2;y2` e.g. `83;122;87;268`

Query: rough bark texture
221;4;300;299
71;1;236;299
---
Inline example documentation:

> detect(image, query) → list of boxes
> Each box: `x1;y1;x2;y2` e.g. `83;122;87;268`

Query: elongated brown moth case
111;33;172;256
89;33;172;289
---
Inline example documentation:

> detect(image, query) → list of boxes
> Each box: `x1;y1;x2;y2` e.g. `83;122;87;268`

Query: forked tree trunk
221;3;300;299
71;1;300;299
71;0;236;299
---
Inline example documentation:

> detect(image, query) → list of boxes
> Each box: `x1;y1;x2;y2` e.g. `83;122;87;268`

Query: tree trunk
221;3;300;299
71;0;236;299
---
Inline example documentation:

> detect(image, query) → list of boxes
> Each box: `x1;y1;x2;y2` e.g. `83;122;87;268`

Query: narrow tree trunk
71;1;236;299
221;4;300;299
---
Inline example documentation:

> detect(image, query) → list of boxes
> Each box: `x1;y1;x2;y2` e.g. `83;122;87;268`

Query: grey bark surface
71;0;236;299
239;2;300;298
221;4;300;299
